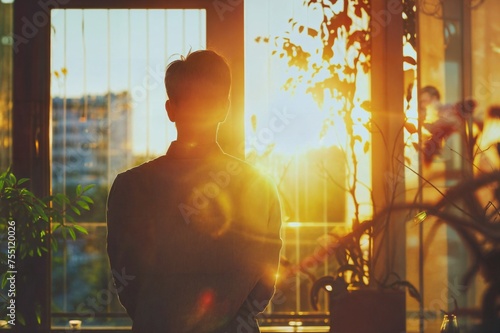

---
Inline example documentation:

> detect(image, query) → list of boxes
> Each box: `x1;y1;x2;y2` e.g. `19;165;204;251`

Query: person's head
164;50;231;133
419;85;440;107
419;85;441;121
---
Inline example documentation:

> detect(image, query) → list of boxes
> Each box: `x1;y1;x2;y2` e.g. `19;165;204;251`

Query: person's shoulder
220;152;276;190
113;155;168;183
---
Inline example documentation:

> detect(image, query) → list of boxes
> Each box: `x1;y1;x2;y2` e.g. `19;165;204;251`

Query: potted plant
393;170;500;333
307;217;420;333
0;168;93;329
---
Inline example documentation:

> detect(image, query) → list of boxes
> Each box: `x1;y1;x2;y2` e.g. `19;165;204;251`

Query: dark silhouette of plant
0;168;93;326
378;170;500;332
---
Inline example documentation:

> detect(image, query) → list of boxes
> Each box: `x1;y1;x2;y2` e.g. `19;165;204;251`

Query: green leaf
53;193;65;205
76;184;82;196
81;195;94;204
73;224;88;235
8;173;16;185
18;178;30;186
68;227;76;240
83;184;95;192
36;305;41;324
77;200;90;210
17;312;26;326
1;273;8;288
70;205;81;215
34;205;49;222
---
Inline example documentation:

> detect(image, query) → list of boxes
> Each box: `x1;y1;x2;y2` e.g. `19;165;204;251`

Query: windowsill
47;327;330;333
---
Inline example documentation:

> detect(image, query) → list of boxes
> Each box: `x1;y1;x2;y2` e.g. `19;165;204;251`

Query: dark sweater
106;141;282;333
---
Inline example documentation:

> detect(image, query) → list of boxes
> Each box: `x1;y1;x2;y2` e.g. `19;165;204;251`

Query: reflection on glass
416;1;499;332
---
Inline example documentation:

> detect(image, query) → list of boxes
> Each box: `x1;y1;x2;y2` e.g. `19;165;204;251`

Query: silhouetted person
107;50;282;333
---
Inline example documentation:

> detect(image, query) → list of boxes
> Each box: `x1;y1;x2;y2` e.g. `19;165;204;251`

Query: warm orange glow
247;3;372;228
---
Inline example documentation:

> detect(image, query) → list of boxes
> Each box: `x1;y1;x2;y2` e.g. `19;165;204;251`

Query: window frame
13;0;243;330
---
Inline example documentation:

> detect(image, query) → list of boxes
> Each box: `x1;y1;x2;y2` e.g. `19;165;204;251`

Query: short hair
420;85;440;101
164;50;231;106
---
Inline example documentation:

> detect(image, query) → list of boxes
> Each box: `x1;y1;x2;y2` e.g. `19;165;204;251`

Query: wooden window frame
13;1;243;330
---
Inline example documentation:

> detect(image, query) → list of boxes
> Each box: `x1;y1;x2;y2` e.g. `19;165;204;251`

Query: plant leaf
70;205;81;215
18;178;30;186
404;122;418;134
83;184;95;192
68;227;76;240
81;195;94;204
413;211;427;225
77;200;90;210
73;225;88;235
363;141;370;154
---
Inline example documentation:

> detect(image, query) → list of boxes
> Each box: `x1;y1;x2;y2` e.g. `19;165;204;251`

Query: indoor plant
0;168;93;328
395;170;500;333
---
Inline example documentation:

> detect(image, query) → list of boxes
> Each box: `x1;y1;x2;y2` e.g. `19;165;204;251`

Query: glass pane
414;1;499;332
472;0;500;172
0;1;13;170
245;0;371;316
50;9;206;328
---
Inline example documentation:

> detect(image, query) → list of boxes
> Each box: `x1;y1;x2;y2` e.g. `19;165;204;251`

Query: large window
50;9;206;327
10;0;499;331
50;0;373;327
